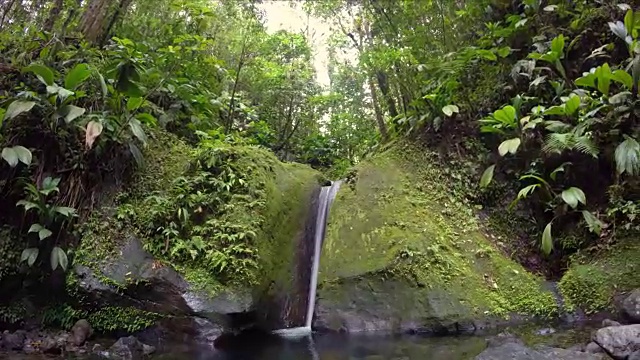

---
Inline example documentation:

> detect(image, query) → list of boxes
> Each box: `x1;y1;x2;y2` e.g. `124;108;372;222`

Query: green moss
559;238;640;313
320;142;557;324
88;306;161;334
0;226;20;282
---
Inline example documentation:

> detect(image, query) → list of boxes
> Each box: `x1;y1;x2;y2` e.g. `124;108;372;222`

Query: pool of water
155;333;488;360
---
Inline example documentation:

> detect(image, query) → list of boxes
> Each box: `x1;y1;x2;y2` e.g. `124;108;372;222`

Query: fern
542;133;598;157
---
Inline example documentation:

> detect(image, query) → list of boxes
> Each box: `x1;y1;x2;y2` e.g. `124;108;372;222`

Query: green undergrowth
41;304;161;334
320;141;558;322
75;128;320;296
559;237;640;314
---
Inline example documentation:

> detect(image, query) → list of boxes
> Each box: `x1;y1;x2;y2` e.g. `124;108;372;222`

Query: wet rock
602;318;622;327
476;342;605;360
70;319;93;346
629;351;640;360
136;315;223;351
475;342;544;360
486;332;524;348
584;342;605;354
536;327;557;335
100;336;155;360
40;333;68;355
623;289;640;323
593;324;640;359
1;330;25;350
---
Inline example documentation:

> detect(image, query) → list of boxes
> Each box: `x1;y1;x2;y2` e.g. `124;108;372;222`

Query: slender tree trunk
376;70;398;118
367;76;389;142
0;0;17;29
226;36;248;132
43;0;64;32
78;0;114;44
98;0;132;46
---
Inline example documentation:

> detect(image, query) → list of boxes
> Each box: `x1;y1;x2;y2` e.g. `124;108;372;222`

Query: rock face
315;146;558;334
623;289;640;323
593;324;640;359
475;334;605;360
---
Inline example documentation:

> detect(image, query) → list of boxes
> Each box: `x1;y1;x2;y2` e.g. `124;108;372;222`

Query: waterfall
273;180;341;337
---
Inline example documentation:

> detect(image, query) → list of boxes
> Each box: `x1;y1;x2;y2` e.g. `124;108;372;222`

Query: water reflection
155;333;488;360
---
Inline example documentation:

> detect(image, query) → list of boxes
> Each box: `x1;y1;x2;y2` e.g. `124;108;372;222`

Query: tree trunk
43;0;64;32
376;70;398;118
367;76;389;142
99;0;132;46
78;0;114;44
0;0;18;29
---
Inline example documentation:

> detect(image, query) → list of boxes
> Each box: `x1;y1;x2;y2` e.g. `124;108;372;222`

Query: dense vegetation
0;0;639;333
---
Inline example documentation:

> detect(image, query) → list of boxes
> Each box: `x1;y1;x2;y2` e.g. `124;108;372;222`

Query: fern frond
574;136;599;157
542;133;599;157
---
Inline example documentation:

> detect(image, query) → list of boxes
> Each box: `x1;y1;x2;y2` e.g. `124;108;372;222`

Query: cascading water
273;180;342;337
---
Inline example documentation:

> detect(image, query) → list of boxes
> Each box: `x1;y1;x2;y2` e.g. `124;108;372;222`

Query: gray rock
623;289;640;323
629;351;640;360
475;342;547;360
476;342;605;360
603;318;622;327
1;331;25;350
135;316;222;351
41;333;68;354
585;341;605;354
70;319;93;346
594;324;640;359
535;345;606;360
100;336;154;360
486;332;524;348
74;236;250;320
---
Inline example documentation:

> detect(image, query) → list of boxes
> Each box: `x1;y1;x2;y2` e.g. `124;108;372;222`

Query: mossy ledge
68;129;321;333
315;142;558;333
559;237;640;314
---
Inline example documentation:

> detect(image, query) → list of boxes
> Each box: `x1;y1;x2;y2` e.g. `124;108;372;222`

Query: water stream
273;181;341;336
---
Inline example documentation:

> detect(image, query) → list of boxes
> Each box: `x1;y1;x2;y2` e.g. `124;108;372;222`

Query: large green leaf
4;100;35;120
28;223;53;240
498;138;521;156
126;97;144;111
581;210;604;235
1;146;32;167
615;136;640;175
16;200;39;212
609;21;628;42
23;63;54;86
479;165;495;188
543;105;566;116
493;106;516;126
541;222;553;255
54;206;76;218
21;247;39;266
128;142;145;167
50;246;68;271
57;105;86;123
65;63;92;89
551;34;565;55
561;187;586;208
564;94;580;115
624;9;635;35
441;105;459;117
129;118;147;144
611;70;633;89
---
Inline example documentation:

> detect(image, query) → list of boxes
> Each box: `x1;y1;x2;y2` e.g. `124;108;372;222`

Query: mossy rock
315;143;558;333
559;238;640;314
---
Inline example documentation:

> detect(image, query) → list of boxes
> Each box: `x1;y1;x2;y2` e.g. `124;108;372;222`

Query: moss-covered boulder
71;130;321;334
559;238;640;315
315;143;558;334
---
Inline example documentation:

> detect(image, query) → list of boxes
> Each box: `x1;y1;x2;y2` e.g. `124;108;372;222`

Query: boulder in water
475;341;605;360
584;342;605;354
623;289;640;323
1;330;25;350
70;319;93;346
593;324;640;359
98;336;155;360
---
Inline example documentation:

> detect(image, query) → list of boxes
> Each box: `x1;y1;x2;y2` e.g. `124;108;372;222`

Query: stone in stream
593;324;640;359
475;333;606;360
1;330;25;350
623;289;640;323
98;335;155;360
70;319;93;346
584;341;605;354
